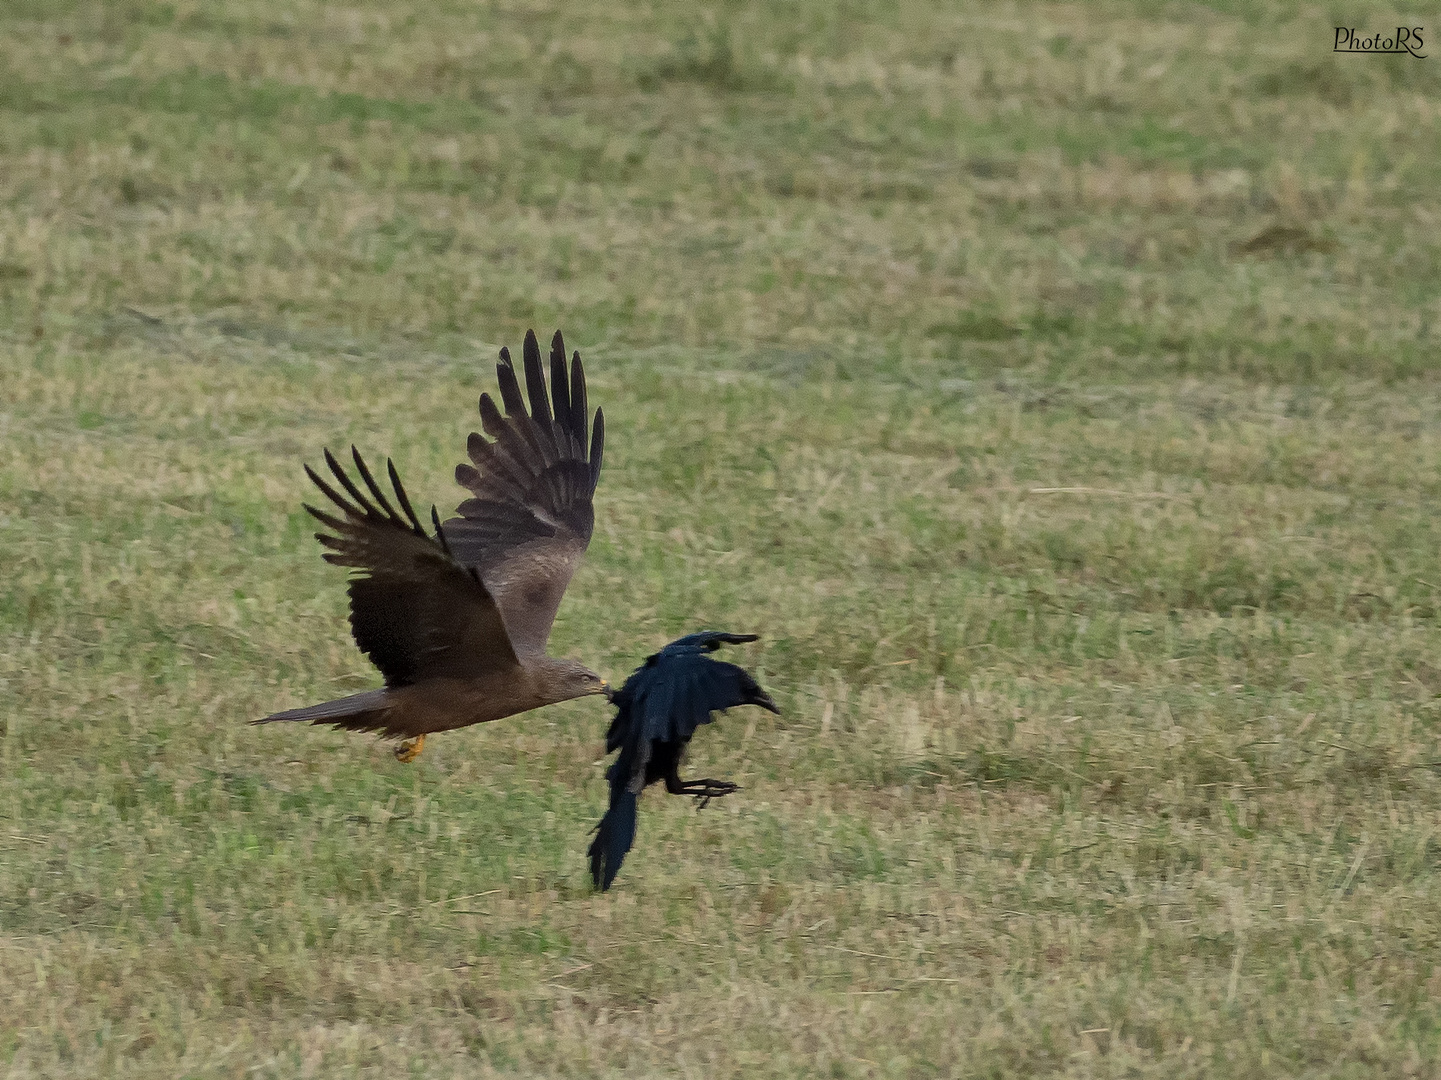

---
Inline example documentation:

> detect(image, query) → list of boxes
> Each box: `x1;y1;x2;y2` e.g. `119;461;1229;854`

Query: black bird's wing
651;631;762;653
304;446;520;688
589;633;777;891
603;638;772;759
440;330;604;659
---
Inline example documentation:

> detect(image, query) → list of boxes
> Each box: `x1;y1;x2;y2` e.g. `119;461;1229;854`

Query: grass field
4;0;1441;1075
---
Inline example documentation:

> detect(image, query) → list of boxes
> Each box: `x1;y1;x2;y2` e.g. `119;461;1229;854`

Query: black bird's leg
664;768;739;809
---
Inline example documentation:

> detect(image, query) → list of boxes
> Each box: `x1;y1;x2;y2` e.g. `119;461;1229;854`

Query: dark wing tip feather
549;331;571;433
477;393;508;439
303;502;348;533
349;446;399;522
521;329;551;429
320;448;373;513
570;352;589;449
430;505;451;555
386;458;425;534
306;451;456;562
495;348;527;418
589;407;605;488
302;462;329;497
305;462;360;518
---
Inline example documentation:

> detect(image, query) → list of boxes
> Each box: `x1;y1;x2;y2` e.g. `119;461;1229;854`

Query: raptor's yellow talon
394;734;426;763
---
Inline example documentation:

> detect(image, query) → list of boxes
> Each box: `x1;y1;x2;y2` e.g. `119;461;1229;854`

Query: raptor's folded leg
394;734;426;763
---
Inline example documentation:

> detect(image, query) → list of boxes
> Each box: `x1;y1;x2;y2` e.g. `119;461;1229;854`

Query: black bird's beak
751;689;780;714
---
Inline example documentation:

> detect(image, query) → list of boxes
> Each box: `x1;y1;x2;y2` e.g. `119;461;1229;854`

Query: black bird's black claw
687;779;739;808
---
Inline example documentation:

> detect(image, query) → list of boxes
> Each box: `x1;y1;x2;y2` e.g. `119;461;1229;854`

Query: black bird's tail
589;774;639;892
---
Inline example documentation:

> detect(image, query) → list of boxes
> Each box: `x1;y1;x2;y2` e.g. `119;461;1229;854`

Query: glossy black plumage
589;632;779;891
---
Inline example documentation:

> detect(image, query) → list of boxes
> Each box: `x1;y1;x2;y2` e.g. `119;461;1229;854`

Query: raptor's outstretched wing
440;329;604;658
305;446;519;687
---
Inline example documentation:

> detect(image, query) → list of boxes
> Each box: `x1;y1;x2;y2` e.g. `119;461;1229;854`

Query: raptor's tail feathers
588;787;638;892
253;689;392;732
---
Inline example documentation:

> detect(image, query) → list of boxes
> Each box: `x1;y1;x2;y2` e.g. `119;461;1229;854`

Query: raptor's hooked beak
599;679;612;701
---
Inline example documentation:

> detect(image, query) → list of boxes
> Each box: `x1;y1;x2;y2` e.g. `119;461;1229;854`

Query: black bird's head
661;631;780;714
739;670;780;714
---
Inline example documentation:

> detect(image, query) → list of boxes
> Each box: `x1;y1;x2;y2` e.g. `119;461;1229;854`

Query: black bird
589;632;779;891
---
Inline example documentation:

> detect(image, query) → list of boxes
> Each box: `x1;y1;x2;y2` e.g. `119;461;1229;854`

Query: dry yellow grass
3;1;1441;1077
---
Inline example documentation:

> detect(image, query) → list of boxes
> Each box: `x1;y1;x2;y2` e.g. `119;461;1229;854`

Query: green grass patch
2;0;1441;1076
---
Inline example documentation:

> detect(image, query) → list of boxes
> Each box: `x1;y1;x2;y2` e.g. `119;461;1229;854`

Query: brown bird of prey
256;329;609;761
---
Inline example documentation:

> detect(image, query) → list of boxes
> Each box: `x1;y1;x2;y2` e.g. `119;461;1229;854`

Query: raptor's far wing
440;329;604;658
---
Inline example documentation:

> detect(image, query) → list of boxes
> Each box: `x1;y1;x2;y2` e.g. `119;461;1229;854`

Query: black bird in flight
589;632;779;891
256;330;610;761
